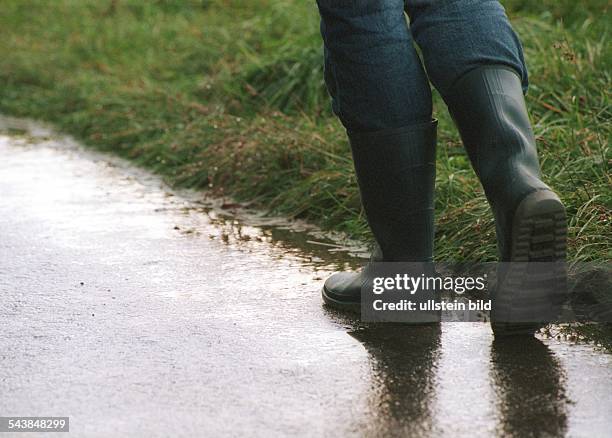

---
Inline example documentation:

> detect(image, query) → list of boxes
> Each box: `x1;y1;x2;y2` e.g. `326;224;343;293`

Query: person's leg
405;0;567;334
316;0;438;310
318;0;432;131
404;0;529;97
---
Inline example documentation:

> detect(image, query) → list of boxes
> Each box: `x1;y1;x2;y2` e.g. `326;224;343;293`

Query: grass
0;0;609;264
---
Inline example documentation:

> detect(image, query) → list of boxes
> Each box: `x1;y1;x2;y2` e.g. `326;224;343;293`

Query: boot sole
321;286;361;314
492;190;567;336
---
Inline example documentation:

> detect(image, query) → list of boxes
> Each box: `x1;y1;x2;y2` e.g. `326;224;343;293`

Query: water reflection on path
1;116;610;437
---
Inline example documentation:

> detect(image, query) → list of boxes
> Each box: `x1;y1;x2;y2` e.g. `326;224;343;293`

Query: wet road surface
1;117;611;437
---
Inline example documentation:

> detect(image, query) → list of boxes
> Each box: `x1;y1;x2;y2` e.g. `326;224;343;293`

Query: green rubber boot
445;66;567;336
322;121;437;313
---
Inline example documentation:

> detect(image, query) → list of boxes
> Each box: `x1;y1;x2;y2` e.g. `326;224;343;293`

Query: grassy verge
0;0;609;263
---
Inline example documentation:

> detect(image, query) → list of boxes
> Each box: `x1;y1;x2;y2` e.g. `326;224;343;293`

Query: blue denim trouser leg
406;0;528;98
316;0;433;132
317;0;529;132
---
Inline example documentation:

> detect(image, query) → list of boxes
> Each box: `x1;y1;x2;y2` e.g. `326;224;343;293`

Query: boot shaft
348;121;438;262
445;67;544;196
445;66;553;260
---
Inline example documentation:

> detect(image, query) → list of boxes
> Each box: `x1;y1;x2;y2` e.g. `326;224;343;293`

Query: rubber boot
322;120;437;312
444;66;567;335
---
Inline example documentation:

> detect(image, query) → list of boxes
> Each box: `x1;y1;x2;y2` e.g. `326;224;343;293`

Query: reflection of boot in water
349;324;441;436
490;337;569;437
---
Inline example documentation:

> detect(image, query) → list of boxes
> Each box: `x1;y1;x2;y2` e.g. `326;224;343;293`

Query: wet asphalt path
1;117;611;437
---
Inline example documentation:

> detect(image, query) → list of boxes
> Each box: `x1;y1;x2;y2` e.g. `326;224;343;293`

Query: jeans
316;0;529;132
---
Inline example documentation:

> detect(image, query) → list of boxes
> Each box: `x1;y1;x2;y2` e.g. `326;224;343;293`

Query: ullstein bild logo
360;262;611;324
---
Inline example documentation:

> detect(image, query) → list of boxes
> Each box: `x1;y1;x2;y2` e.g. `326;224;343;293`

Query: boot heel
511;190;567;263
493;190;567;336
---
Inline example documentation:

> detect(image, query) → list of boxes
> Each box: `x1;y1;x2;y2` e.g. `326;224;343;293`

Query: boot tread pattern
493;191;567;336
